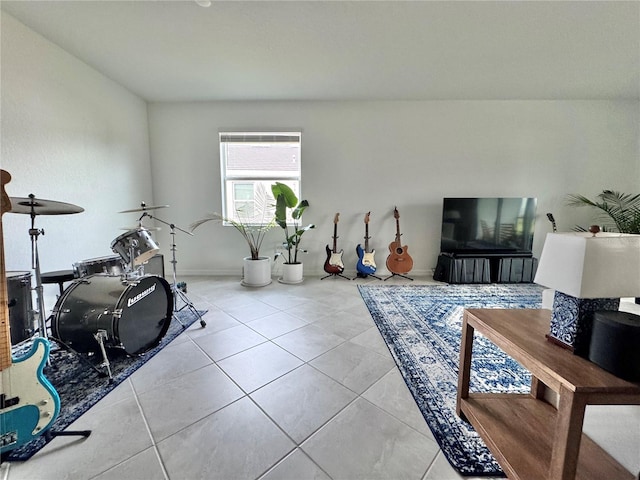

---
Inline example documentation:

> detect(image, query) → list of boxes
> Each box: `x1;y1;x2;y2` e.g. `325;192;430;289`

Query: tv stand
433;253;537;284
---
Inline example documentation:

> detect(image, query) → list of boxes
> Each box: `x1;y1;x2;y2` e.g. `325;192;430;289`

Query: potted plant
568;190;640;304
190;184;275;287
271;182;314;284
567;190;640;234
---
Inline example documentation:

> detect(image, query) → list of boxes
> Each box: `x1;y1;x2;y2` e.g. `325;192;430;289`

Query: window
220;132;301;224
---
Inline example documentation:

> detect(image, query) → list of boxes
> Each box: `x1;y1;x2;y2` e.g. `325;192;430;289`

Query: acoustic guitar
324;213;344;274
0;170;60;455
356;212;376;276
386;207;413;275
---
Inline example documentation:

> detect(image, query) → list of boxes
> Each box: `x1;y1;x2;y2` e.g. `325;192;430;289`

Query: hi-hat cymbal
118;202;169;213
9;196;84;215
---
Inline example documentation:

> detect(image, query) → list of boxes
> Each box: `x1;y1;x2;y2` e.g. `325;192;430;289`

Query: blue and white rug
358;283;543;477
4;309;206;462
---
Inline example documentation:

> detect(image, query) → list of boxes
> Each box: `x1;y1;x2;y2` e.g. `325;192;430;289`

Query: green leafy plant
567;190;640;234
271;182;315;264
190;183;275;260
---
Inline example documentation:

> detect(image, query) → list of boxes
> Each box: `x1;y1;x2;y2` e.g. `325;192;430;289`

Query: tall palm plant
567;190;640;234
190;183;275;260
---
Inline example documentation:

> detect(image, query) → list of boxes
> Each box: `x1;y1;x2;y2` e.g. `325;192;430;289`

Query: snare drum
51;274;172;355
73;255;124;277
6;271;34;345
111;228;159;267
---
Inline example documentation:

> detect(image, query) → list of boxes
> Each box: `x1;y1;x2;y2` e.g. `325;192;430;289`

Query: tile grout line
129;378;171;480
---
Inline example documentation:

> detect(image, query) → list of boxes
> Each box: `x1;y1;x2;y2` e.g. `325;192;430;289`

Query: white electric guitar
324;213;344;274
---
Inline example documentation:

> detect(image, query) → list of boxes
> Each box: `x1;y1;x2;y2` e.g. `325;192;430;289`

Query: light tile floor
2;276;638;480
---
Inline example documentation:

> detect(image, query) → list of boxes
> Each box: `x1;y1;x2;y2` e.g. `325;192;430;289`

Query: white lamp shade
534;232;640;298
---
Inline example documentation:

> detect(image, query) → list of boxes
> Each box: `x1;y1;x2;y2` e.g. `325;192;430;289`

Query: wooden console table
456;308;640;480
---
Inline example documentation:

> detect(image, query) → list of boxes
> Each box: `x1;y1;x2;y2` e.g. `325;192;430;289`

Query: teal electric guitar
1;170;60;455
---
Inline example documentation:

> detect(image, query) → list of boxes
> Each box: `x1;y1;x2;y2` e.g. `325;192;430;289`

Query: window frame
219;131;302;226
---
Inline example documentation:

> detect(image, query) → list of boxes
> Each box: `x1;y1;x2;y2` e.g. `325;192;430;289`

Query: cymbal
118;202;169;213
120;226;161;231
9;196;84;215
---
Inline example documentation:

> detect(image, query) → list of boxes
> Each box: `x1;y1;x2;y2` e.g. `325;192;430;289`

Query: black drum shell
6;271;34;345
111;228;159;267
52;274;172;355
73;255;124;277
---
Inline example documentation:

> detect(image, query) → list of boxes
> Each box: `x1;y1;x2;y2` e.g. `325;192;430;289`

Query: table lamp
534;231;640;356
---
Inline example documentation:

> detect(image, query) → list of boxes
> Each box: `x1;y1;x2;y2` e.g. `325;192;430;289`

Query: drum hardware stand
124;243;145;280
138;212;206;329
25;200;50;343
48;332;110;378
94;330;114;381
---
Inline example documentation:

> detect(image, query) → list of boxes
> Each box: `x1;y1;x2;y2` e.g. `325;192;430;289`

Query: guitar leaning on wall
356;212;377;276
324;213;344;274
386;207;414;275
0;169;60;455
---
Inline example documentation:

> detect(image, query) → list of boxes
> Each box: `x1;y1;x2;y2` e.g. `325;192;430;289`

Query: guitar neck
364;225;370;252
1;170;12;371
332;224;338;252
395;218;402;243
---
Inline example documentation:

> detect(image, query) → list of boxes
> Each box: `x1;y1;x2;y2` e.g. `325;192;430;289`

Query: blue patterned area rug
358;284;543;477
4;309;206;462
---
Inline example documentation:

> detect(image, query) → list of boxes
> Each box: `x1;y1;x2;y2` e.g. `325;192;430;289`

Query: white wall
2;11;639;280
148;100;640;277
1;13;153;284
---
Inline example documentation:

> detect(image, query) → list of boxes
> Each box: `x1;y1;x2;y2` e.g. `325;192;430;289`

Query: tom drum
73;255;124;277
111;228;159;267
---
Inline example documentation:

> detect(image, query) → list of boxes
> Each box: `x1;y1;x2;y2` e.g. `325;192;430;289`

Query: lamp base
545;333;575;352
547;291;620;357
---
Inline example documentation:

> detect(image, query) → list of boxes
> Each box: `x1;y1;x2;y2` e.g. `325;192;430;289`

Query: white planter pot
279;262;304;284
242;256;272;287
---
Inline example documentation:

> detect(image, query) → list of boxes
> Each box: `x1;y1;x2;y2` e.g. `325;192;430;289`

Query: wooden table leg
548;384;587;480
530;376;546;400
456;311;474;417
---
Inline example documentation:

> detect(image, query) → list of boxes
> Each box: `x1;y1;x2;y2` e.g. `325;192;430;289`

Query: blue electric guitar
1;170;60;455
356;212;377;276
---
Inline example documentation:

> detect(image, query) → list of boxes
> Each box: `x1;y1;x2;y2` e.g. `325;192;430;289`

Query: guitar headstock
1;170;11;216
333;213;340;224
393;207;400;220
364;212;370;224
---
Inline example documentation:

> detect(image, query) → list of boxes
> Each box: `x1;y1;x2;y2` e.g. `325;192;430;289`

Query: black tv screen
440;197;537;255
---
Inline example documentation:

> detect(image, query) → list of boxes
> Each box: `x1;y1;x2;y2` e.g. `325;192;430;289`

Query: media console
433;253;537;284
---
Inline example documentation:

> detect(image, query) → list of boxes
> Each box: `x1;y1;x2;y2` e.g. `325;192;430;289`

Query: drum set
7;195;205;379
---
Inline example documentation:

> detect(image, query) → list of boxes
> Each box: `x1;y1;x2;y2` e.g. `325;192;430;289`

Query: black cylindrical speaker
588;311;640;382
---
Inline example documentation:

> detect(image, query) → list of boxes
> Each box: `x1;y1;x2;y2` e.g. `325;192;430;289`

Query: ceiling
1;0;639;102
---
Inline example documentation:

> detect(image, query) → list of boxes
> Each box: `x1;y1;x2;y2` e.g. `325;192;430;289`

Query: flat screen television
440;197;537;256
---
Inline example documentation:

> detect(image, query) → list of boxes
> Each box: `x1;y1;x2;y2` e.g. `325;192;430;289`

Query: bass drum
52;274;173;355
6;271;34;345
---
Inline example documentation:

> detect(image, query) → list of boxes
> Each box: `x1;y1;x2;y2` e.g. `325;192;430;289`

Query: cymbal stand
25;194;49;341
139;212;206;329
